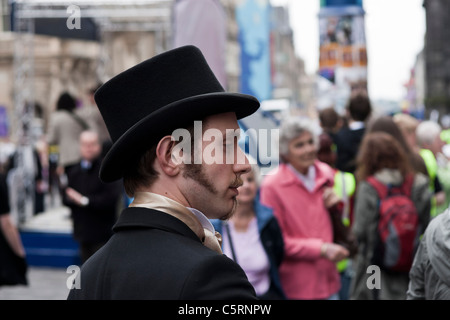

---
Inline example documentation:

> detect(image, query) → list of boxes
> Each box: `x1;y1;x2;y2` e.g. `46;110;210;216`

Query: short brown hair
318;107;339;131
123;145;158;197
348;94;372;122
122;124;196;197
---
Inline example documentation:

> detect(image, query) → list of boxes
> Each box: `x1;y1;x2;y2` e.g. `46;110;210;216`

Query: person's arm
46;113;59;146
352;181;378;242
0;214;26;257
0;173;26;257
411;173;432;233
406;236;427;300
260;184;342;261
65;180;122;213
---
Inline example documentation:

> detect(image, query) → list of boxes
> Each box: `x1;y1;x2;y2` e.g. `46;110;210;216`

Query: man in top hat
67;45;260;300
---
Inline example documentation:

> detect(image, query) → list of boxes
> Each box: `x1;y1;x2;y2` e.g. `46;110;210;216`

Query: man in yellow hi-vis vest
318;131;356;300
417;121;446;218
333;170;356;300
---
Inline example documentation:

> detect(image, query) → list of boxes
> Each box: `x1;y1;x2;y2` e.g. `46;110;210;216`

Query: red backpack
367;174;421;273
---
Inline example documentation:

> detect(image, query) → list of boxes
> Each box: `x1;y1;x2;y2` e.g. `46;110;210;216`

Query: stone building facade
0;0;312;143
423;0;450;118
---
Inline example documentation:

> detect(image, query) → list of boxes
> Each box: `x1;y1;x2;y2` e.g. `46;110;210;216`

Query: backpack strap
400;173;414;198
366;176;388;200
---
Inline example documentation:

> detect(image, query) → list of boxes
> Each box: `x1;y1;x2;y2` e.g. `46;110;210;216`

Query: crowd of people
220;91;450;300
0;85;125;285
1;45;450;300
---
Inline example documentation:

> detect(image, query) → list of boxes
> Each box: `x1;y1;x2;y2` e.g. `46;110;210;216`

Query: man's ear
155;136;181;177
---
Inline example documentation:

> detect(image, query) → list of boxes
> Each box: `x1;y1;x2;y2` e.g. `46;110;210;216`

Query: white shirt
288;164;316;192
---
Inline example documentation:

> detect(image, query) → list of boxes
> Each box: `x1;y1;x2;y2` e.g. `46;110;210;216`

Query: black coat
63;158;122;244
334;127;365;173
67;207;257;300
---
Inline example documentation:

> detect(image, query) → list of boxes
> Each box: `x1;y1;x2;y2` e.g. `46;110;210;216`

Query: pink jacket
260;161;341;299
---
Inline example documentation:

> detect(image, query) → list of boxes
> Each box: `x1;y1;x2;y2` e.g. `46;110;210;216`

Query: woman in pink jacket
260;117;349;300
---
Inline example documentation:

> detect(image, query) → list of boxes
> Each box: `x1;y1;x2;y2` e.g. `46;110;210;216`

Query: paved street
0;266;71;300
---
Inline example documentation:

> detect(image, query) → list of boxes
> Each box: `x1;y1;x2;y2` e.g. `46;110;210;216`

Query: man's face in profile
179;112;251;220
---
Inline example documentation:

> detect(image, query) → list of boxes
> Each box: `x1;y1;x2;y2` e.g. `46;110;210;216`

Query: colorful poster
236;0;271;102
319;6;367;82
318;4;368;111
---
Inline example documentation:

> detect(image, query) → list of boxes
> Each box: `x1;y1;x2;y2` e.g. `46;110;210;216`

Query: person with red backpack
349;132;432;300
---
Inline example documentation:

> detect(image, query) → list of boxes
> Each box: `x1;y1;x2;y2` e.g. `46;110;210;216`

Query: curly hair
355;131;413;183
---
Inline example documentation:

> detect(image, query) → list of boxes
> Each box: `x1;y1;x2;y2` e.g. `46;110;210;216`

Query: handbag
328;203;358;258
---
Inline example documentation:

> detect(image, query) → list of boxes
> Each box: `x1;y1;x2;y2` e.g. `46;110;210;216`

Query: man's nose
234;148;251;175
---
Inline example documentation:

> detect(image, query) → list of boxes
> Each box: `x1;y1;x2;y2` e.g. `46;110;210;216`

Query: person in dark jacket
0;171;27;286
63;130;122;263
67;45;259;300
334;93;372;173
211;161;286;300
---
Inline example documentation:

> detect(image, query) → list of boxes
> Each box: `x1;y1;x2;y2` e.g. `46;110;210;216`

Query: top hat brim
99;92;259;182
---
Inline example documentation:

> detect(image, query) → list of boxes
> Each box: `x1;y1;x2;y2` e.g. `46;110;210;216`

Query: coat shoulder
68;227;256;300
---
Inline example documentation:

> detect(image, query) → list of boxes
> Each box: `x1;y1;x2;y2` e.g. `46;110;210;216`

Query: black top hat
95;45;260;182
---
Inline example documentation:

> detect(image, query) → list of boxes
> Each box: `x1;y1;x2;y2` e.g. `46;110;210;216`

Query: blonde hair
393;113;419;132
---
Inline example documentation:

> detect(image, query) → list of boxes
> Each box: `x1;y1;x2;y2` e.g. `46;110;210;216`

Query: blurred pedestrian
260;117;349;300
77;83;112;157
416;120;446;218
334;93;372;174
211;161;286;300
350;132;431;300
393;113;445;213
47;91;89;178
63;130;122;264
0;169;27;286
318;106;344;144
317;131;356;300
67;45;259;299
367;115;428;176
6;146;45;215
393;113;421;153
407;207;450;300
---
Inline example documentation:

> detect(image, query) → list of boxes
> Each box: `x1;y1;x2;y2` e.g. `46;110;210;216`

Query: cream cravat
129;192;222;254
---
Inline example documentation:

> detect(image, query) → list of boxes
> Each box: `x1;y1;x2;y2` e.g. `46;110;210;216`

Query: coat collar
112;207;201;244
279;161;334;191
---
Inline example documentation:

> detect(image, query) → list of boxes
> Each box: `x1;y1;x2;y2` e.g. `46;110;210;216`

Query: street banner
236;0;271;102
173;0;228;88
0;106;9;137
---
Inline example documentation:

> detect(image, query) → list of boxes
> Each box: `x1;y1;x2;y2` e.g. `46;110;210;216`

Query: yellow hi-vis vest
333;170;356;273
419;148;438;218
441;129;450;145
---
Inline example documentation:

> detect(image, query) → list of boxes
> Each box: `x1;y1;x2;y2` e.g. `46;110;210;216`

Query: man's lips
229;187;239;196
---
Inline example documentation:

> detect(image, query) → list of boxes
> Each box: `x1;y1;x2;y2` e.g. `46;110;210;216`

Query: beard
183;163;241;220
